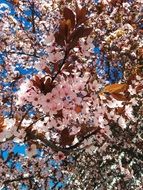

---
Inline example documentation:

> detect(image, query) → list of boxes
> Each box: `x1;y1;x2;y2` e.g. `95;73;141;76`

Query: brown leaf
78;124;95;137
62;63;75;73
44;78;51;86
0;116;6;133
136;84;143;93
75;105;82;113
53;62;59;72
44;78;55;94
32;76;55;94
75;5;88;25
60;128;75;146
55;18;73;45
59;20;70;39
127;75;136;85
96;3;105;14
0;116;4;125
110;0;124;6
54;31;65;46
44;66;51;75
54;110;63;119
32;76;42;89
71;26;92;39
13;0;19;5
13;75;23;80
102;83;128;94
2;97;9;103
116;107;125;114
63;7;75;29
111;93;129;101
68;26;92;49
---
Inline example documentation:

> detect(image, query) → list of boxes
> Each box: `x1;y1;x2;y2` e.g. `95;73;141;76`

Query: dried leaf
102;83;128;94
0;116;4;125
13;0;19;5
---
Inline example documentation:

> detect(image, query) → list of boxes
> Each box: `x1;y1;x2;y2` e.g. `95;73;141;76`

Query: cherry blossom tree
0;0;142;189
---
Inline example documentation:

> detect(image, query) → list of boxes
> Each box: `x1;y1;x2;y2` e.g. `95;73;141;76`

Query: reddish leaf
77;124;95;137
71;26;92;40
68;26;92;49
62;63;75;73
75;105;82;113
60;128;75;146
127;75;136;85
32;76;42;89
59;20;69;37
54;32;65;46
2;97;9;103
40;76;46;84
53;62;59;73
67;39;79;50
82;27;93;37
75;5;88;25
0;116;4;125
44;78;51;88
54;110;63;119
0;116;6;132
55;19;71;45
111;93;129;101
63;7;75;29
44;78;56;94
136;84;143;93
96;3;105;14
32;76;55;95
116;107;125;114
13;75;23;80
110;0;124;6
44;66;51;75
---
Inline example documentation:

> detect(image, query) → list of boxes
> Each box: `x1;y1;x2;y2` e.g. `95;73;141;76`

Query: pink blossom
53;151;66;161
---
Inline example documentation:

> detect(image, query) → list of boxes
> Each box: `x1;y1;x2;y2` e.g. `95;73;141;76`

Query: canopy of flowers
0;0;142;189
